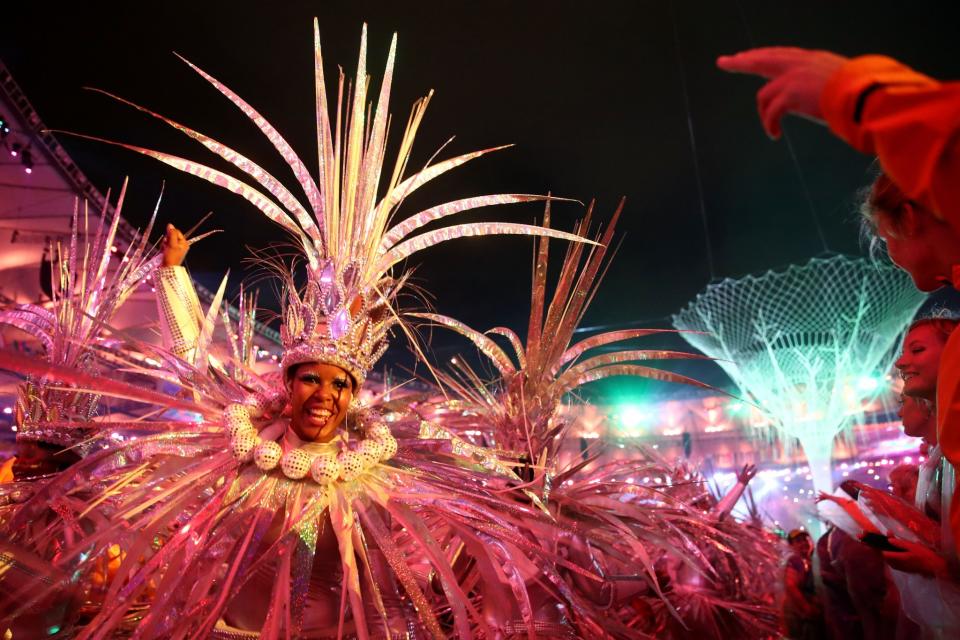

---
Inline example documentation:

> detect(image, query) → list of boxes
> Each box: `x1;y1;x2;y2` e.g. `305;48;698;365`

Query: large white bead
358;438;384;465
379;434;398;461
310;455;341;484
231;430;261;463
280;449;312;480
224;403;253;438
254;441;282;471
367;423;392;439
250;392;270;415
337;450;365;482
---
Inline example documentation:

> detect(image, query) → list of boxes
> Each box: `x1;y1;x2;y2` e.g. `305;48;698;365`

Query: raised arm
714;463;757;521
155;224;203;363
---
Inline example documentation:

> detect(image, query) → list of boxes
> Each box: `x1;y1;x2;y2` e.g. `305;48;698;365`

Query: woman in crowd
887;317;960;638
820;315;960;637
892;314;959;529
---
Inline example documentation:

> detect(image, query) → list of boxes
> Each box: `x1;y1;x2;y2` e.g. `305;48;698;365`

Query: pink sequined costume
0;20;780;640
0;21;613;640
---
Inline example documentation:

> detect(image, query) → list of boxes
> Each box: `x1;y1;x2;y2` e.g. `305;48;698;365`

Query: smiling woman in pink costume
0;21;609;639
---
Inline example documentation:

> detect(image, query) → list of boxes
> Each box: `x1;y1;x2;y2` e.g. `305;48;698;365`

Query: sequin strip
155;266;203;361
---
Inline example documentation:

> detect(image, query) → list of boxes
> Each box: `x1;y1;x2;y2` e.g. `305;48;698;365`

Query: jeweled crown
280;260;395;386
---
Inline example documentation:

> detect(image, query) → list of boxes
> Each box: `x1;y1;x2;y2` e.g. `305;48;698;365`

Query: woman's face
898;395;936;442
288;362;354;443
895;325;947;401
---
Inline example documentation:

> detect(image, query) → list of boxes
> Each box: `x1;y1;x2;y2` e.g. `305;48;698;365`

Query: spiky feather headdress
68;21;593;386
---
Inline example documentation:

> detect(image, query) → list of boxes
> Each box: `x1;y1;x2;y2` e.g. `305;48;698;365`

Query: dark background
2;0;957;399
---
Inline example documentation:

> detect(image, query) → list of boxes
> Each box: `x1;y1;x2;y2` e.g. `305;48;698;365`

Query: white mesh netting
672;254;926;493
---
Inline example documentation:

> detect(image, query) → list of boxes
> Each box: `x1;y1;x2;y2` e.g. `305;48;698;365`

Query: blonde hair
907;311;960;345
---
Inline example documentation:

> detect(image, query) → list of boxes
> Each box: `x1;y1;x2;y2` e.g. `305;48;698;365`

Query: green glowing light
617;403;648;428
609;401;652;437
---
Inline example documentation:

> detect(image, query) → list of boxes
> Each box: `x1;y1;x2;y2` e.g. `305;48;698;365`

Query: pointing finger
717;47;812;79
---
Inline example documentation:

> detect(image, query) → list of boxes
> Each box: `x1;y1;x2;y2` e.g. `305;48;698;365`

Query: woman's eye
300;375;320;384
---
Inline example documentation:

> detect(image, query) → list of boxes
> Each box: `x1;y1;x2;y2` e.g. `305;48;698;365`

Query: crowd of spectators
720;45;960;637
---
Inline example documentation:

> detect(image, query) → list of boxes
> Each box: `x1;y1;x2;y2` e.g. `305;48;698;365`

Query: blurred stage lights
1;114;36;173
7;142;34;173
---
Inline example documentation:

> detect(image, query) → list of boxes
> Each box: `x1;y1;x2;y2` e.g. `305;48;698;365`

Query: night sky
3;1;957;398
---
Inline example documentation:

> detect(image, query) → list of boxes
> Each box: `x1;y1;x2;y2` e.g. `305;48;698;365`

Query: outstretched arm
714;463;757;521
718;47;960;227
155;224;203;363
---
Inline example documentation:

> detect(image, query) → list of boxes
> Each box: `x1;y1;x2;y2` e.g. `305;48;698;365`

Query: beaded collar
223;391;397;484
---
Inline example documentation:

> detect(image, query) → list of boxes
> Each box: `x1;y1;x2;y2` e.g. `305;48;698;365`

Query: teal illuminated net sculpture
673;254;925;495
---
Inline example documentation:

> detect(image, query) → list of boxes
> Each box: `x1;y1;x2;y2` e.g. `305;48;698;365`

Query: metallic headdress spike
417;199;716;459
74;21;595;387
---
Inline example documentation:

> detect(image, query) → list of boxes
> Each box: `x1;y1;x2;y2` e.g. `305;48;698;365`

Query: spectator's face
877;209;947;292
789;536;812;557
895;325;946;401
898;395;935;441
287;362;354;442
